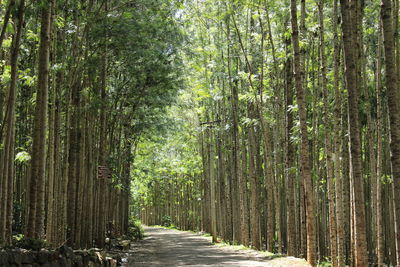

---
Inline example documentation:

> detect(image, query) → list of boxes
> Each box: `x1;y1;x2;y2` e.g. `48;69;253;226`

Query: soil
122;226;311;267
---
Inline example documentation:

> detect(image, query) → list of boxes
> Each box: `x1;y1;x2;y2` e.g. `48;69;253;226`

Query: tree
339;0;368;265
0;0;25;246
27;0;54;240
381;0;400;264
290;0;316;264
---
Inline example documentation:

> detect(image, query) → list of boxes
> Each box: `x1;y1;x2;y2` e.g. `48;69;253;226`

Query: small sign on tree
98;166;111;179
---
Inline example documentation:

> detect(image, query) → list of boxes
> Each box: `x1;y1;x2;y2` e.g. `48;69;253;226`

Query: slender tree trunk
285;54;297;256
46;8;57;243
27;0;54;239
340;0;368;265
381;0;400;265
290;0;316;264
0;0;25;245
332;0;345;265
248;104;261;250
209;127;217;243
375;23;385;267
318;1;338;265
226;16;241;242
239;130;249;246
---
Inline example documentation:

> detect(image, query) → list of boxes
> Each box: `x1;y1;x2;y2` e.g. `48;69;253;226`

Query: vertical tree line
0;0;182;249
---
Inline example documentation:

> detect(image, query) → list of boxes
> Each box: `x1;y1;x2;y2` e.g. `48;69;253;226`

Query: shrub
13;236;48;251
161;215;172;227
127;218;144;241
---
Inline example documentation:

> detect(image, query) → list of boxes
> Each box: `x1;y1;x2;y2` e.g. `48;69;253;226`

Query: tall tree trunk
27;0;54;240
339;0;368;265
249;104;261;250
375;23;385;267
67;74;82;248
318;1;338;265
381;0;400;264
97;19;108;248
209;130;217;243
290;0;316;264
285;54;297;256
225;14;241;242
0;0;25;245
239;130;249;246
332;0;344;265
46;8;57;243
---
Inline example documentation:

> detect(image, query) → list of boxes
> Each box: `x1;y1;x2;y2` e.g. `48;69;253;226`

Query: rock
0;245;127;267
57;256;68;267
88;248;102;253
37;249;52;264
48;261;63;267
65;258;73;267
111;254;122;265
0;251;9;265
103;257;111;267
72;254;83;267
108;258;117;267
59;245;74;259
119;240;130;250
95;252;103;263
9;251;22;265
20;250;34;264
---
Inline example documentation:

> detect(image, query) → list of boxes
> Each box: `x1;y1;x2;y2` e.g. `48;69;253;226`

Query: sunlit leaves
1;65;11;85
15;151;31;163
55;16;65;28
2;38;12;48
19;69;36;88
26;30;39;42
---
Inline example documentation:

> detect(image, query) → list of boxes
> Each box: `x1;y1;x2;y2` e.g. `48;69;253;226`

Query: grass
150;224;178;230
213;239;276;257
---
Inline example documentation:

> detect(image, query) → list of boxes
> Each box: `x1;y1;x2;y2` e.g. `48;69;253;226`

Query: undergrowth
127;218;145;241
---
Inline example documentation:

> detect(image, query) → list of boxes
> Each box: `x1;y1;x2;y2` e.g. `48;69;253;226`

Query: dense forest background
1;0;400;266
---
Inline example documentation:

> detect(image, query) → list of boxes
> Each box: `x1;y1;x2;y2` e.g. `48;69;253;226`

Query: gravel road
122;226;311;267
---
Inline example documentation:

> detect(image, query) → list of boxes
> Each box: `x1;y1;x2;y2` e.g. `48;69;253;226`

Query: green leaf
15;152;31;163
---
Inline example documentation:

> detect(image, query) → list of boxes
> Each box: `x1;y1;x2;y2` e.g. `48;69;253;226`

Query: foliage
127;218;145;241
13;237;48;251
15;151;31;163
161;215;172;227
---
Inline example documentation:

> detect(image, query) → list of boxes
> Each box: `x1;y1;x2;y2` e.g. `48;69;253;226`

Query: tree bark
381;0;400;265
375;23;385;267
0;0;25;246
318;1;338;265
339;0;368;265
290;0;316;264
27;0;54;240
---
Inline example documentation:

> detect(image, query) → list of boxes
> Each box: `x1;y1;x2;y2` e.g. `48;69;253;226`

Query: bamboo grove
0;0;182;250
139;0;400;266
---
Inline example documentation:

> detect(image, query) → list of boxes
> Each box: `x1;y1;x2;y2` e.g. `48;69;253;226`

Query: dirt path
122;226;311;266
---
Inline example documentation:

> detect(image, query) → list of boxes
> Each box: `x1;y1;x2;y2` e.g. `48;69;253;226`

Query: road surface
122;226;311;267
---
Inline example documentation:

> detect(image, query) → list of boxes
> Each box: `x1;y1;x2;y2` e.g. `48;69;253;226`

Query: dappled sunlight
123;227;310;266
